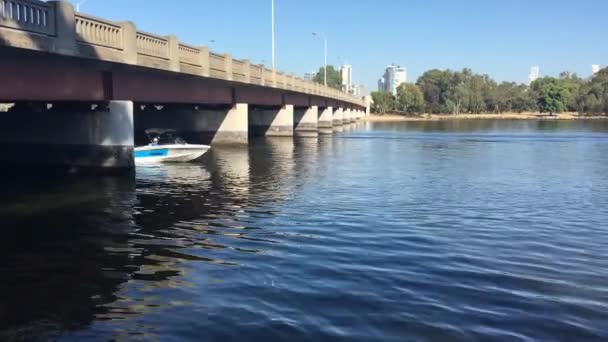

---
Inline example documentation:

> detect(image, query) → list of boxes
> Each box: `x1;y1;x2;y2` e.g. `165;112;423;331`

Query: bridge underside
0;49;366;172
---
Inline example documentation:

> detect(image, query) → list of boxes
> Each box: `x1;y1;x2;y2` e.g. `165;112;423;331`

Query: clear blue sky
74;0;607;91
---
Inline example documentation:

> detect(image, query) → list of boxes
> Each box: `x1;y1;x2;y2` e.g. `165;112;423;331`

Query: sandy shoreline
364;113;608;122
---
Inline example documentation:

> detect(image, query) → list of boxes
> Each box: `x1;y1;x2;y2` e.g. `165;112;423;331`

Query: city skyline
69;0;607;91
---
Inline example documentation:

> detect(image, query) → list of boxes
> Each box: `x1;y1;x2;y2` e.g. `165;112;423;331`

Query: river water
1;120;608;341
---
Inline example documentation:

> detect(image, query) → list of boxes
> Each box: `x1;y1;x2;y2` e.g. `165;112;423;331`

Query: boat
134;129;210;163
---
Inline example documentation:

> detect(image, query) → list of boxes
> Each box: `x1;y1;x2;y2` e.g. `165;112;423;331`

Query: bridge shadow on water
0;137;313;340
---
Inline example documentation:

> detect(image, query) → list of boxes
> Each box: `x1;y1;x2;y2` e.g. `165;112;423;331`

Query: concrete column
134;104;248;145
350;109;357;123
333;107;344;132
199;46;210;77
243;59;251;83
225;53;233;80
318;107;333;134
249;105;294;137
51;1;78;56
0;101;134;171
343;109;351;124
333;107;344;126
167;35;180;72
294;106;318;137
120;21;138;65
214;103;248;144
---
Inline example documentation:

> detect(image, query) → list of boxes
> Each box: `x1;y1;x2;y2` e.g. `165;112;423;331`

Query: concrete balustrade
0;0;363;107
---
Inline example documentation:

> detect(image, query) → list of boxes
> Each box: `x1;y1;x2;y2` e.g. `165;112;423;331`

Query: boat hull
134;144;210;163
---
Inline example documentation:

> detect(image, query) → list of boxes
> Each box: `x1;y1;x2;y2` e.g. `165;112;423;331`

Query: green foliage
494;82;535;113
416;69;454;113
396;83;425;114
530;77;571;113
577;67;608;115
371;91;395;114
367;66;608;116
313;65;342;90
416;68;504;114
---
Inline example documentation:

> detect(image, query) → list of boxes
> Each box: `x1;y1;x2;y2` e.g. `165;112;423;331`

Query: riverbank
364;113;608;122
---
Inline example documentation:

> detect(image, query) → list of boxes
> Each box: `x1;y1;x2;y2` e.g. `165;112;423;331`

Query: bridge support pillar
342;109;350;125
134;104;248;146
249;105;294;137
294;106;318;137
333;107;344;132
318;107;333;134
0;100;134;172
212;103;249;144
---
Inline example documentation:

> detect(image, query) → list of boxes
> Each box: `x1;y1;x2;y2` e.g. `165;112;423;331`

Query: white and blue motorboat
134;129;210;163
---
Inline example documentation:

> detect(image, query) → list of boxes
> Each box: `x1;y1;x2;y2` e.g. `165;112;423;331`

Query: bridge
0;0;369;171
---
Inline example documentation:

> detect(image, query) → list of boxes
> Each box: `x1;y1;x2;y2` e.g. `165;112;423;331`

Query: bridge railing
0;0;364;106
0;0;56;35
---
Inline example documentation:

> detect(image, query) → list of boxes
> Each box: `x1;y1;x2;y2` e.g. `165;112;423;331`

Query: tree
559;72;584;111
416;69;453;113
313;65;342;90
396;83;425;114
577;67;608;115
371;91;396;114
530;78;569;113
493;82;535;113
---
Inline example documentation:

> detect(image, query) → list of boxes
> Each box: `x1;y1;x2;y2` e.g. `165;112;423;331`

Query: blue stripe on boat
135;148;169;158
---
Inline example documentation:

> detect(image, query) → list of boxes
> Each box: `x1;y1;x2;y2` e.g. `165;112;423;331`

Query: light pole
271;0;275;70
75;0;88;11
312;32;327;87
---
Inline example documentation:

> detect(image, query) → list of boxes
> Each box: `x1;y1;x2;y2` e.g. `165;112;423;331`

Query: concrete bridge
0;0;369;171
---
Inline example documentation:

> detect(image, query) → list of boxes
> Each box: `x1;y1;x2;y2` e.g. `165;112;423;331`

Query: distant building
352;84;367;97
378;64;406;95
341;65;353;93
377;78;385;92
592;64;601;75
303;72;316;81
528;66;540;85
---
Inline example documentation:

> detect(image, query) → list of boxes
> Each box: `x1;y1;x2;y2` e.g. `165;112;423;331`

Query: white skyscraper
341;65;352;93
528;66;540;85
380;64;407;95
592;64;601;75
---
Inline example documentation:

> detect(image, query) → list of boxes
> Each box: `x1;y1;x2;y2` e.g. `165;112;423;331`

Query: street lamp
75;0;88;11
312;32;327;87
271;0;275;70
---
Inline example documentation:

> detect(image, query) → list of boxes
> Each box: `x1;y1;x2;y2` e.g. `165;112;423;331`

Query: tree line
371;67;608;115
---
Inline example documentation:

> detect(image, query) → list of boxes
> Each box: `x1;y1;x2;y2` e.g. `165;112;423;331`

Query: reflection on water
1;120;608;341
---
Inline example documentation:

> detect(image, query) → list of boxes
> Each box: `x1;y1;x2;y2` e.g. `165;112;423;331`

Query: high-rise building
528;66;540;85
377;64;407;95
341;65;353;93
592;64;601;75
378;78;385;92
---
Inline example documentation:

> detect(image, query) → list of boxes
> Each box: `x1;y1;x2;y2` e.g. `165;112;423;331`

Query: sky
72;0;607;91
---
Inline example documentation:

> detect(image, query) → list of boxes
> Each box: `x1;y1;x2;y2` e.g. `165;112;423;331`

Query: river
1;120;608;341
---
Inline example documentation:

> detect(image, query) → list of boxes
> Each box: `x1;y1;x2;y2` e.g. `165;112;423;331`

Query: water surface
2;120;608;341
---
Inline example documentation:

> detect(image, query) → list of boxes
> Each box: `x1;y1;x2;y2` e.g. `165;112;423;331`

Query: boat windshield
149;131;188;145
